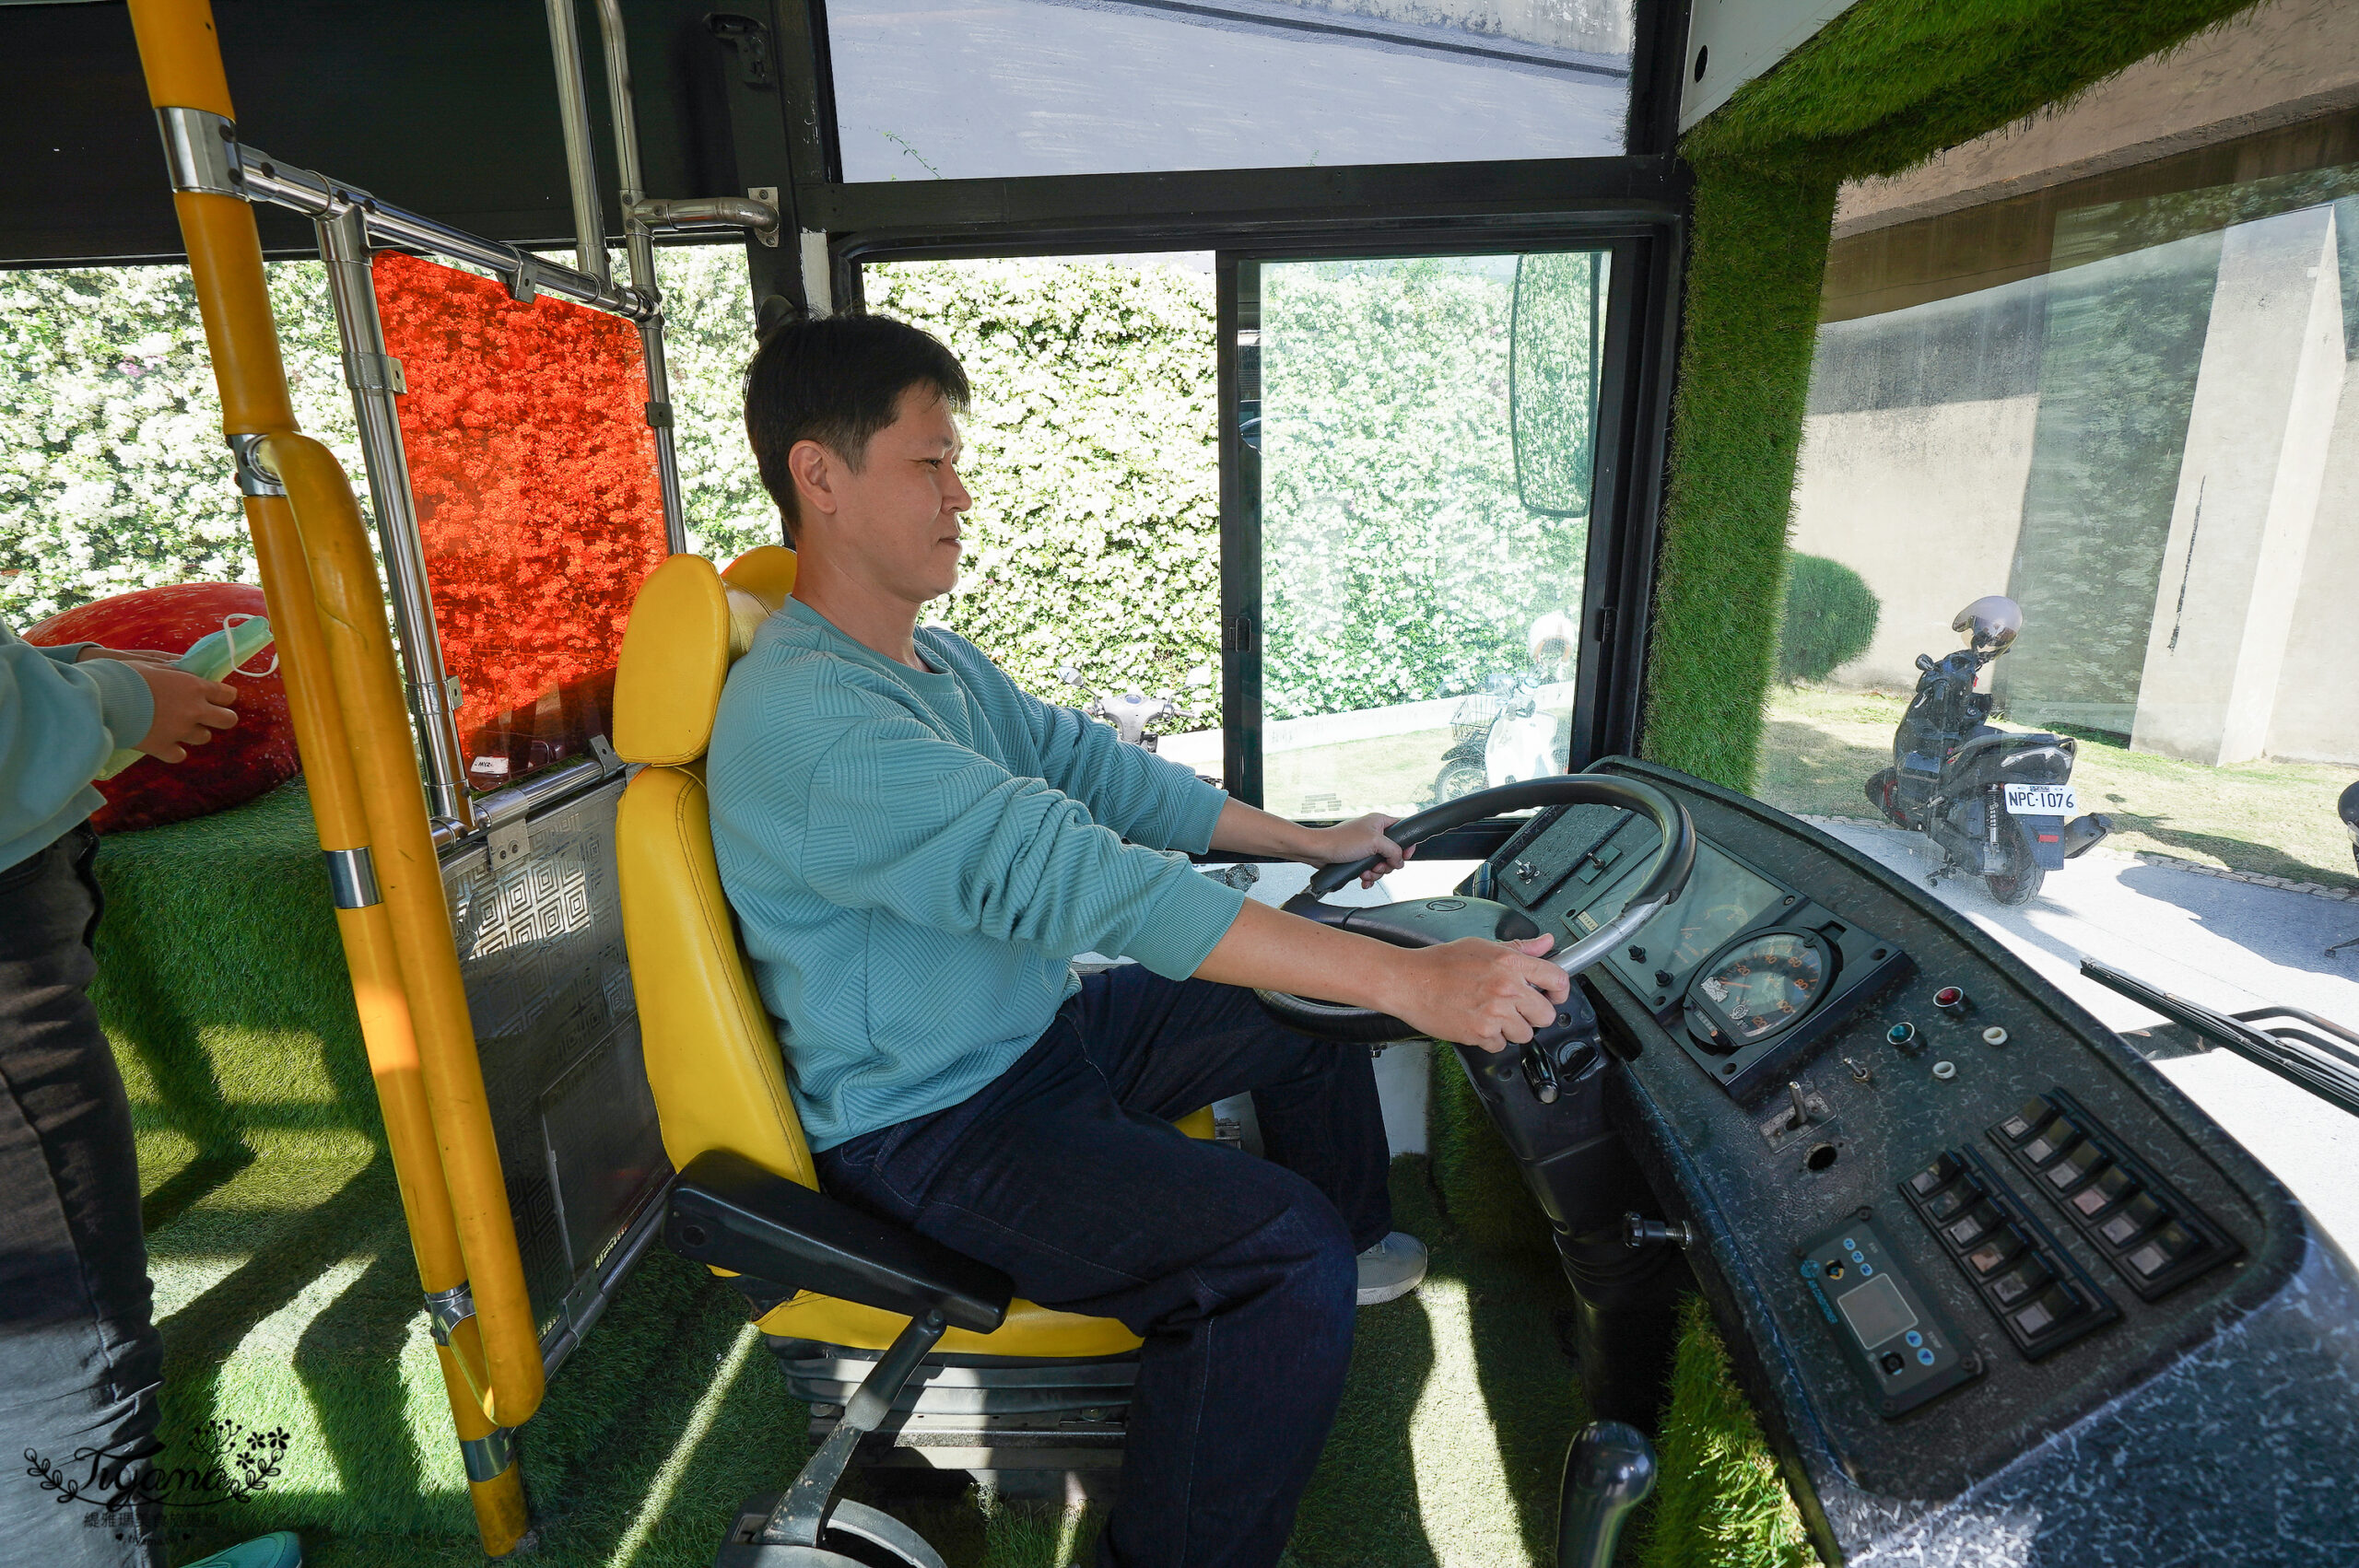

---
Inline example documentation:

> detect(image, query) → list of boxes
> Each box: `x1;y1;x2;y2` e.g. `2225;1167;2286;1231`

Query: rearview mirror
1509;252;1604;519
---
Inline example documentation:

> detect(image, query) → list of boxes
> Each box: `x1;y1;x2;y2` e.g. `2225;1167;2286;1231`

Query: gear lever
1557;1420;1657;1568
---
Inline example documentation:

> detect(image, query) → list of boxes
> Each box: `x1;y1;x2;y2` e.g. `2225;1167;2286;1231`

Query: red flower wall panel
372;250;668;791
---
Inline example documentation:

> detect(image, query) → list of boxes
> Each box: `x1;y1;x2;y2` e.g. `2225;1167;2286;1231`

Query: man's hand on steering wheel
1381;934;1570;1052
1297;813;1405;889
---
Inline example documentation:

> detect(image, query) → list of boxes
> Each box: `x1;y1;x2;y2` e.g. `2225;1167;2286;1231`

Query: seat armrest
666;1149;1013;1335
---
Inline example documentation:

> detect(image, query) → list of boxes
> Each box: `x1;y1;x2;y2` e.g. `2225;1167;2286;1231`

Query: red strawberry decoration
25;582;299;834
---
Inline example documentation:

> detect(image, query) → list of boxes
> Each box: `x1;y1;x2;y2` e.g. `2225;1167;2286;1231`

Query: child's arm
0;630;240;846
0;634;154;844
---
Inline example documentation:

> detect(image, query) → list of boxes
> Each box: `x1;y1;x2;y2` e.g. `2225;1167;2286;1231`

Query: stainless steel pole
315;203;476;830
592;0;688;553
238;147;643;318
543;0;611;290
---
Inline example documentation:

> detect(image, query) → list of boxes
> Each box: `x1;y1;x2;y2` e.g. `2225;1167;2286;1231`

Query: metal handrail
264;431;550;1425
123;1;541;1552
588;0;689;547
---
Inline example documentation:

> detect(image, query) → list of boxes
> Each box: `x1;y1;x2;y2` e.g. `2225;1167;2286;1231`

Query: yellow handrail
262;433;547;1427
123;0;539;1551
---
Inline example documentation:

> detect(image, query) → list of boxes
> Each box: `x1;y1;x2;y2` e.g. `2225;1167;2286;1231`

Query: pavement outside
1812;814;2359;1258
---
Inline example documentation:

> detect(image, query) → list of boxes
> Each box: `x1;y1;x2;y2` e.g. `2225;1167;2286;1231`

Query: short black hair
743;312;971;542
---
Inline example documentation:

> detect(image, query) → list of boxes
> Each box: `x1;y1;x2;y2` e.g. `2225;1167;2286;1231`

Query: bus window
1240;252;1605;819
867;252;1224;768
827;0;1634;182
0;262;360;621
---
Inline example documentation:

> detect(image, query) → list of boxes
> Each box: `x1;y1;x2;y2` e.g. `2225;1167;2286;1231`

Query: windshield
1753;93;2359;1250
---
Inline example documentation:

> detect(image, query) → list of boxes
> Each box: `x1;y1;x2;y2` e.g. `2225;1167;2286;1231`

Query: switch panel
1901;1147;2119;1360
1989;1088;2241;1302
1795;1215;1981;1417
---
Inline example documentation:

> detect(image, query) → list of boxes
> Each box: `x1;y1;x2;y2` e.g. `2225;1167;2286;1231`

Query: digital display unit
1836;1273;1918;1350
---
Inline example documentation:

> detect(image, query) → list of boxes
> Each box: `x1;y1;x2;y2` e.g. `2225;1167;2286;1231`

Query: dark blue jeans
0;826;163;1567
817;965;1392;1568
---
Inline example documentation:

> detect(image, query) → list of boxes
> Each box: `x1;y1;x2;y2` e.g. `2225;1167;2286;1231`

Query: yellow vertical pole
123;0;535;1550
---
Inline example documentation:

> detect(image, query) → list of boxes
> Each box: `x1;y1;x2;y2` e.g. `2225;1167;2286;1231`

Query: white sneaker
1356;1232;1428;1306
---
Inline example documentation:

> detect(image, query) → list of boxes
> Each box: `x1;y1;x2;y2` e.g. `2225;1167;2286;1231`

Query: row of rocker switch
1991;1089;2238;1302
1903;1149;2118;1359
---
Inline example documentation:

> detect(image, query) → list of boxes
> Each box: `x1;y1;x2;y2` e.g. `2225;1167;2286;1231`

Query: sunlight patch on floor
1407;1275;1532;1567
615;1323;763;1568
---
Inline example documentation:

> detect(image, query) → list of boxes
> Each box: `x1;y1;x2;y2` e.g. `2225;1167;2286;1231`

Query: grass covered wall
1641;0;2276;788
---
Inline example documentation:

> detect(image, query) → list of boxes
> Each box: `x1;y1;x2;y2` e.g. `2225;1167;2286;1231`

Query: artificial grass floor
167;1154;1583;1568
150;1155;1814;1568
1756;683;2359;891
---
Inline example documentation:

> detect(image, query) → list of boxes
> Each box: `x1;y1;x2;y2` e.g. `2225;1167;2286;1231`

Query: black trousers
0;826;164;1566
818;965;1392;1568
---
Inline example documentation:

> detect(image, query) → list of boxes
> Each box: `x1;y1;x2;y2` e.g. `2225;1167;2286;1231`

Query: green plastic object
96;614;275;779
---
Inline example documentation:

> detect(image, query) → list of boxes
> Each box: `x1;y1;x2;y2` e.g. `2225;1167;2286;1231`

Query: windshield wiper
2081;958;2359;1120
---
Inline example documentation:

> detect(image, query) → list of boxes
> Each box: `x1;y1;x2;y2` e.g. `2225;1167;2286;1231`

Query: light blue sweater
1;622;154;872
708;600;1247;1151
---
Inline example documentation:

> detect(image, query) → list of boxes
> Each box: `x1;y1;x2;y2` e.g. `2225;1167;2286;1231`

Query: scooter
1058;662;1211;752
1431;611;1579;802
1434;676;1563;802
1864;595;2113;906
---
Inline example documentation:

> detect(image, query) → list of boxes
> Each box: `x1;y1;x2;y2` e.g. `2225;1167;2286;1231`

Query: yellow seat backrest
612;547;812;1184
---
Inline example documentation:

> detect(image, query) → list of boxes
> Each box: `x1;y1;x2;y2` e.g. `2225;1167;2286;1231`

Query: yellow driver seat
612;546;1203;1356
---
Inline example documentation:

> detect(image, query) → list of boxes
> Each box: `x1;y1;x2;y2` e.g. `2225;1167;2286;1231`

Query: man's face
793;384;970;604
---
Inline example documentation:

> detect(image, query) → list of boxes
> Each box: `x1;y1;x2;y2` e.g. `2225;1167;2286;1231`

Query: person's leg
1069;965;1393;1251
818;1021;1357;1568
0;827;165;1567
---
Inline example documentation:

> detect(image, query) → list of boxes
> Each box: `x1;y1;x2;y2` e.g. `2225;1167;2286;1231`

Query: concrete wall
2132;206;2348;765
2271;355;2359;763
1790;395;2038;690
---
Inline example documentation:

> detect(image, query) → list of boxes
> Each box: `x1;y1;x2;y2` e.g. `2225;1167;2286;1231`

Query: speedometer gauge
1685;930;1830;1054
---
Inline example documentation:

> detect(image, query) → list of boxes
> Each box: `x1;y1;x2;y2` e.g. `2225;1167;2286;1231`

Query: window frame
1215;228;1674;824
841;196;1680;844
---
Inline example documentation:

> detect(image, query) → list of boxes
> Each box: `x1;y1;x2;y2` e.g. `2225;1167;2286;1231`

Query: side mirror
1058;665;1085;688
1509;252;1605;519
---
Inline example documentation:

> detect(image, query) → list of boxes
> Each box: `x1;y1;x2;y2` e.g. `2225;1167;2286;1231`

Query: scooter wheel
1434;760;1487;802
1983;817;2045;907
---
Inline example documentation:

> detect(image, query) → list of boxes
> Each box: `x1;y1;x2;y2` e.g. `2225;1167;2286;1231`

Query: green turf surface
90;784;733;1551
1639;1298;1819;1568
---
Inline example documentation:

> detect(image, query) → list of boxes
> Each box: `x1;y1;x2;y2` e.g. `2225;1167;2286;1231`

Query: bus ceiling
0;0;1730;275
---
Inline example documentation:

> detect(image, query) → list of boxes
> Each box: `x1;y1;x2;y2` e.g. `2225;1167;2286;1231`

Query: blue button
1905;1330;1922;1347
1849;1249;1865;1262
1800;1259;1820;1279
1841;1237;1856;1250
1860;1263;1873;1276
1918;1348;1937;1365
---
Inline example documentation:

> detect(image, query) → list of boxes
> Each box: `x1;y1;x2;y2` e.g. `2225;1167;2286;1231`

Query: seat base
834;1412;1130;1476
768;1336;1139;1419
716;1494;945;1568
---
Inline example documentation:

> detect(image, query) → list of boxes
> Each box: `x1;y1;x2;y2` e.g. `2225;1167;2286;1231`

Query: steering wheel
1257;774;1696;1099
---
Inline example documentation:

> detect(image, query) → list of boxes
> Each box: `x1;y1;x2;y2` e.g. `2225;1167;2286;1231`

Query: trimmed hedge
1778;554;1881;684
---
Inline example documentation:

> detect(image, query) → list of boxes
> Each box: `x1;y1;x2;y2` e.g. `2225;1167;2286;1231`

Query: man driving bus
706;312;1568;1568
